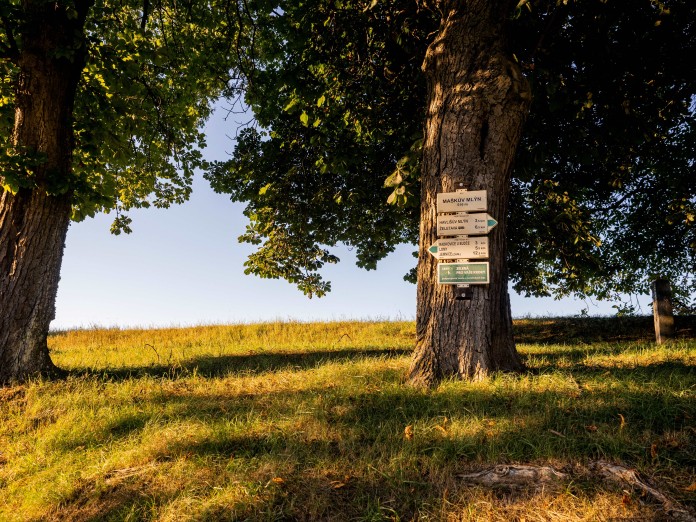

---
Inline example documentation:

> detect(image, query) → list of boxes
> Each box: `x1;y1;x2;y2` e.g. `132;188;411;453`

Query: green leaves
508;0;696;304
0;0;244;230
71;1;231;225
204;0;695;304
384;138;421;208
205;0;430;295
284;98;300;112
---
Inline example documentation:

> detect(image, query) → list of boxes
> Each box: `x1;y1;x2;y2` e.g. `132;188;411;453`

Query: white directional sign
437;213;498;236
428;237;489;260
436;190;487;213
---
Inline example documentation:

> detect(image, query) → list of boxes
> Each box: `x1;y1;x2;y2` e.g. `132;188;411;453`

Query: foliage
0;0;246;232
207;0;695;305
0;319;694;520
509;0;696;306
206;0;434;294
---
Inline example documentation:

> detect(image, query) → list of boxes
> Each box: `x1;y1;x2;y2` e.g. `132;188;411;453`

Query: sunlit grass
48;321;414;373
0;319;694;520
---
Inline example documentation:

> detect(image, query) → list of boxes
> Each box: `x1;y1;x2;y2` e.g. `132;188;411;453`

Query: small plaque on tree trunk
436;190;487;213
437;262;490;284
428;237;489;259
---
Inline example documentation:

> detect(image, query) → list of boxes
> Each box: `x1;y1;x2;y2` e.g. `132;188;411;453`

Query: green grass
1;318;695;521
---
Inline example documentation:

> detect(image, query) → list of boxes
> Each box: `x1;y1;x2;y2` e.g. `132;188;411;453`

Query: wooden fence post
651;279;674;344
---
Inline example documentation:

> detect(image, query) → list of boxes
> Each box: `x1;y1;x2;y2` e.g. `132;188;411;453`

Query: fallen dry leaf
404;425;414;440
271;477;285;485
684;483;696;492
618;413;626;429
650;443;659;459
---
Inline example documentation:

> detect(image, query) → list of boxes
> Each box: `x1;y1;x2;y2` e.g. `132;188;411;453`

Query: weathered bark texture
409;1;531;385
458;464;570;490
0;1;92;385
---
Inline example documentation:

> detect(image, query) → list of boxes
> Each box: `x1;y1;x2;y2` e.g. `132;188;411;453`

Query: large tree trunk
0;1;92;385
409;1;531;386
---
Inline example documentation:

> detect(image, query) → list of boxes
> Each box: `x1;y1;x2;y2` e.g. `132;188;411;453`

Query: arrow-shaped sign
436;213;498;236
428;237;489;260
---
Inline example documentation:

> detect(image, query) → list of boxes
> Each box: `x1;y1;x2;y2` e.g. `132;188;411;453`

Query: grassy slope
0;318;694;521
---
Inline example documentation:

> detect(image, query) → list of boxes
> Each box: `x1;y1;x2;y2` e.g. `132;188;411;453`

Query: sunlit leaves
205;0;695;304
1;0;243;231
206;0;432;296
384;137;421;207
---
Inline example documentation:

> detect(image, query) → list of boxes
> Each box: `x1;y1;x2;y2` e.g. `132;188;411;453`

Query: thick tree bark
0;1;92;385
0;190;71;382
409;1;531;385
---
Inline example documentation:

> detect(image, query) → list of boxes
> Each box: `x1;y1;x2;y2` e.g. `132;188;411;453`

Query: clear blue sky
52;107;644;330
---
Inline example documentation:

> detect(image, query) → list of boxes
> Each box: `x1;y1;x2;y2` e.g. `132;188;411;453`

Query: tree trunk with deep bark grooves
409;1;531;386
0;1;92;385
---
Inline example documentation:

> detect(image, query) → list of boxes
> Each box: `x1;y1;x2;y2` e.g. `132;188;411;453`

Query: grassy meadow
1;317;695;521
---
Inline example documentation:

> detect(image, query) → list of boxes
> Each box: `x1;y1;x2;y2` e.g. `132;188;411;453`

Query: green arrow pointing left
428;245;439;254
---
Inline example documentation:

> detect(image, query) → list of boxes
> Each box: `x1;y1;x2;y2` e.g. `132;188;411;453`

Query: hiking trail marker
438;262;490;285
436;190;487;213
436;213;498;236
432;188;495;288
428;237;489;260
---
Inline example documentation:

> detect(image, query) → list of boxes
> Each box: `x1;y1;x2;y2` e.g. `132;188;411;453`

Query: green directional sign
437;262;490;285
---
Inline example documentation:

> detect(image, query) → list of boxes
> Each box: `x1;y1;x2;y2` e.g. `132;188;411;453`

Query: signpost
432;188;494;291
436;213;497;236
436;190;487;213
438;262;490;285
428;237;489;260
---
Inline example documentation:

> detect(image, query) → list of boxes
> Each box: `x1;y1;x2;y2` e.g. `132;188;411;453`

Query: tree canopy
0;0;249;384
207;0;695;309
208;0;434;296
1;0;245;231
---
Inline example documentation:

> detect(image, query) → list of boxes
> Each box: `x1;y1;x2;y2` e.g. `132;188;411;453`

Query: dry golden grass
0;319;693;521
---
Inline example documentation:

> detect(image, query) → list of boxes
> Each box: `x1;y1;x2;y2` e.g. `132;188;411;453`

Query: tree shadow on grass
42;387;695;520
525;341;696;376
40;355;696;521
513;315;696;344
66;346;411;381
28;331;696;520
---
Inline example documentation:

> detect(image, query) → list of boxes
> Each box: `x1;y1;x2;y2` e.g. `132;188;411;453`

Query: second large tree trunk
409;1;531;386
0;1;92;385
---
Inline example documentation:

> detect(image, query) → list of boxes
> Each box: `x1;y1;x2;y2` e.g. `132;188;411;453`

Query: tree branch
529;4;568;65
141;0;150;30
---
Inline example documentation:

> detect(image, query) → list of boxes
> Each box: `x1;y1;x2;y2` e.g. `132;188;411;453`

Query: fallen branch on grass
458;464;569;489
592;460;696;522
458;461;695;521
